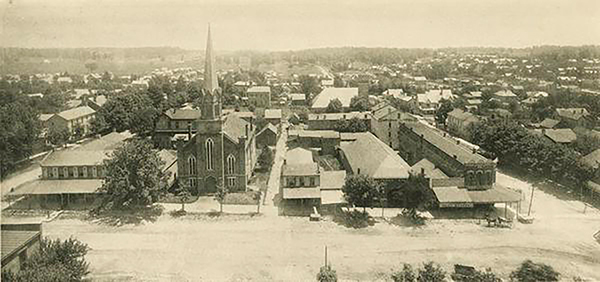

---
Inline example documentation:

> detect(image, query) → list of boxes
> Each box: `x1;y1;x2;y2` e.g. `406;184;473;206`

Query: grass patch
223;191;260;205
88;205;164;226
159;193;199;204
333;210;375;229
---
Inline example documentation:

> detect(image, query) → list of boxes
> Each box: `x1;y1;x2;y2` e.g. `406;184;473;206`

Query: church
176;26;258;194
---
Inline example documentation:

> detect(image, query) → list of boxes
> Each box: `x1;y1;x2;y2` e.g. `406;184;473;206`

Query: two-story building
446;108;481;140
370;102;418;150
246;86;271;108
154;108;202;148
47;106;96;139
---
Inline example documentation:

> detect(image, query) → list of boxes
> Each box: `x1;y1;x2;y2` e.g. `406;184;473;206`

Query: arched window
227;154;235;175
205;138;214;171
63;167;69;178
188;156;197;175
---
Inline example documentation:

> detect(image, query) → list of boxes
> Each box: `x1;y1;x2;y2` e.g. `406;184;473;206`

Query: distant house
311;87;361;113
247;86;271;108
383;89;405;98
47;106;96;138
1;223;42;273
264;109;282;126
289;93;306;106
256;123;278;146
72;89;91;99
86;95;107;111
446;108;481;139
307;111;371;130
492;90;518;103
554;108;591;128
321;79;334;88
287;113;301;125
540;128;577;144
537;118;560;129
416;89;454;115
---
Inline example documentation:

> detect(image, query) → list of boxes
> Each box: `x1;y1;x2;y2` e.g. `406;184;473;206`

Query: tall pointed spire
204;24;219;94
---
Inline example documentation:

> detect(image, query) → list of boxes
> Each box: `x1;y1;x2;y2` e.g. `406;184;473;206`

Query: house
321;79;334;88
9;132;131;207
1;223;42;273
47;106;96;138
287;113;302;125
540;128;577;144
86;95;107;111
370;102;417;149
264;109;282;126
338;132;411;181
289;93;306;106
311;87;362;113
416;89;454;115
246;86;271;108
537;118;560;129
71;89;91;99
154;108;202;148
280;147;346;215
446;108;481;139
554;108;591;128
56;77;73;84
176;27;257;194
307;111;371;130
383;89;405;98
256;123;278;146
492;90;518;103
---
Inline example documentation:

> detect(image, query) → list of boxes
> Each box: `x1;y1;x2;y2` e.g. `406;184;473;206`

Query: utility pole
527;186;535;216
324;246;328;267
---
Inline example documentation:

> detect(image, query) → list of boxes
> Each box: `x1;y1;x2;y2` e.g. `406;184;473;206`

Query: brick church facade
176;26;257;194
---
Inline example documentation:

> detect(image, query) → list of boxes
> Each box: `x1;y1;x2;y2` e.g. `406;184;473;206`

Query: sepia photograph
1;0;600;281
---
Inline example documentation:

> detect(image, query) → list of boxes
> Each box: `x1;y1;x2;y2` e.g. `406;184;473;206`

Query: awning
320;190;345;205
433;187;474;208
467;185;521;204
9;179;103;195
282;188;321;200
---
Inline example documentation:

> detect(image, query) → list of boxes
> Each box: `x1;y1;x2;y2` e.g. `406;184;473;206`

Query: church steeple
201;24;221;121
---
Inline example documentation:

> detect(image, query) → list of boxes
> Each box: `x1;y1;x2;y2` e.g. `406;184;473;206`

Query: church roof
223;114;252;144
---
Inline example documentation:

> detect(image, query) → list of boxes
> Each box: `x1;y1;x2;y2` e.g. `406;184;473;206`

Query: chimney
456;140;460;145
357;168;361;174
283;159;287;165
420;167;425;176
187;123;192;140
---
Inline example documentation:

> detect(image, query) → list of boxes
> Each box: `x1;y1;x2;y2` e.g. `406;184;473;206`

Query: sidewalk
262;123;288;215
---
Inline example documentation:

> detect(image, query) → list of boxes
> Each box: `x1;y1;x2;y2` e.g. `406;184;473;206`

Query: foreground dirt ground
41;169;600;282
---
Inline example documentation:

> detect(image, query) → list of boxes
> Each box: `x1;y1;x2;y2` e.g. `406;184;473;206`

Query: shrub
317;265;338;282
334;210;375;229
391;264;416;282
418;261;446;282
510;260;560;282
451;266;501;282
400;208;425;226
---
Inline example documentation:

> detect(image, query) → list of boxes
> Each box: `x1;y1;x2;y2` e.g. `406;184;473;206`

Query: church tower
201;24;222;121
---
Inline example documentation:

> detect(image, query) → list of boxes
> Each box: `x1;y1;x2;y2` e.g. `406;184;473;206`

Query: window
299;176;305;187
227;155;235;175
388;132;391;137
82;167;88;177
53;167;59;178
189;178;197;188
63;167;69;178
73;167;78;178
227;177;236;187
389;122;392;128
309;177;315;187
170;122;176;129
188;156;197;175
92;167;97;178
205;138;214;171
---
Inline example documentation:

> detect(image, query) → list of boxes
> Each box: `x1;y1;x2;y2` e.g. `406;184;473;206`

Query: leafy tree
299;75;322;96
98;138;167;209
317;265;338;282
47;126;71;147
214;181;229;213
173;179;192;212
2;237;90;281
0;99;41;175
334;117;369;132
325;98;343;113
417;262;446;282
90;114;110;135
349;96;369;111
510;260;560;282
452;267;501;282
258;145;274;169
571;131;600;155
342;174;380;212
101;91;157;133
391;264;416;282
435;99;453;126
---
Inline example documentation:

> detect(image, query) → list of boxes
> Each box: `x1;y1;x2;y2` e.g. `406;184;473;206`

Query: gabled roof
493;90;517;98
410;159;448;179
289;93;306;101
372;104;399;120
247;86;271;93
164;108;201;120
1;230;41;262
543;128;577;144
339;132;411;179
39;114;54;122
417;89;454;104
311;87;358;109
257;123;277;136
556;108;590;121
539;118;560;129
56;106;96;121
581;148;600;169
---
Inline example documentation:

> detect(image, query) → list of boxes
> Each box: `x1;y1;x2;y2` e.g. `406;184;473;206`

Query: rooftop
556;108;590;121
11;179;104;195
1;230;40;262
308;111;371;121
543;128;577;144
264;109;282;119
319;170;346;190
164;108;201;120
339;132;411;179
282;187;321;199
417;89;454;104
56;106;96;121
311;87;358;109
247;86;271;93
493;90;518;98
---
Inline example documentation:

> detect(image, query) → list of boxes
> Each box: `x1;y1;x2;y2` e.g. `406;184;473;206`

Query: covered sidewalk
433;184;521;211
6;179;103;210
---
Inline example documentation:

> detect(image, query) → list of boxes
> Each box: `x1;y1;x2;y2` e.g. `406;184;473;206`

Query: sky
1;0;599;51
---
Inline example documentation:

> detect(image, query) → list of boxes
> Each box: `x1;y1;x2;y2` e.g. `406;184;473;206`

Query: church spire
204;24;219;94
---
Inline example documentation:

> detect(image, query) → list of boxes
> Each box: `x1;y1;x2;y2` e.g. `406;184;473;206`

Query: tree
214;180;229;213
571;131;600;155
299;75;322;96
2;237;90;281
90;114;110;135
47;126;71;147
349;96;369;112
342;174;380;212
435;99;453;126
317;265;338;282
334;117;369;132
0;99;41;175
98;138;167;209
392;264;416;282
452;267;501;282
510;260;560;282
173;179;192;212
417;262;446;282
326;98;343;113
258;145;274;169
